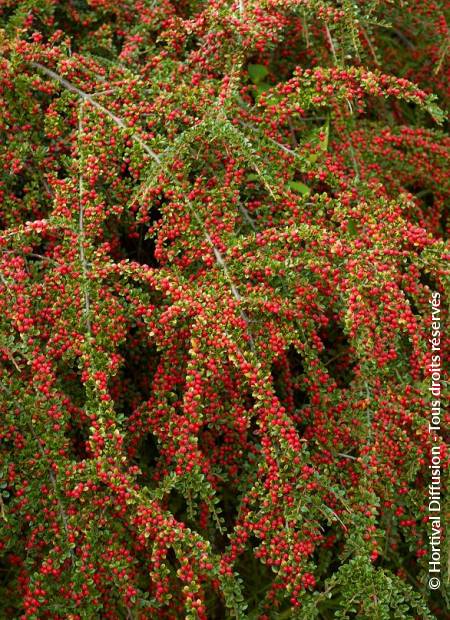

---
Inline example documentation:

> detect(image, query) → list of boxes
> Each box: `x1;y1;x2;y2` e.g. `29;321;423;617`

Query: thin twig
303;9;310;48
434;36;449;75
78;104;92;337
239;204;257;230
1;248;60;266
393;28;415;50
360;26;380;65
0;494;7;521
3;349;21;371
31;62;161;164
324;24;338;65
338;452;357;460
27;422;75;564
203;230;255;352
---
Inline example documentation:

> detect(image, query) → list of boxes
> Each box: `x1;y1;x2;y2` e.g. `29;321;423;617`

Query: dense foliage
0;0;449;618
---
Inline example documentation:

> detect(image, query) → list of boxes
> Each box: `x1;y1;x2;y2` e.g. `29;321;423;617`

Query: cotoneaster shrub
0;0;448;618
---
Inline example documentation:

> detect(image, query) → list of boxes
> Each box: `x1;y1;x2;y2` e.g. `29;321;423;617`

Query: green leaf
256;83;271;96
424;95;446;124
347;218;358;237
248;64;269;84
265;93;282;105
289;181;311;195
